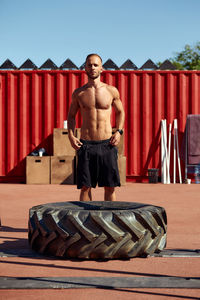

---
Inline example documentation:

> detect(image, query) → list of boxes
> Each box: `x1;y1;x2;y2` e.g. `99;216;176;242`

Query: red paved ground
0;183;200;299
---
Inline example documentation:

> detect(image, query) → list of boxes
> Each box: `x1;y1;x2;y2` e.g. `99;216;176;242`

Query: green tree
171;42;200;70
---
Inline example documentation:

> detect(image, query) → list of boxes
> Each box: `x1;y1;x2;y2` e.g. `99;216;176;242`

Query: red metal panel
1;70;200;182
0;73;6;176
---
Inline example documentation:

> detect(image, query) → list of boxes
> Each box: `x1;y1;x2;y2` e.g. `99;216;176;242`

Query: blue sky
0;0;200;68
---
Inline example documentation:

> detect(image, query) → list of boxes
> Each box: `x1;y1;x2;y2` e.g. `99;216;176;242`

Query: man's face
85;56;103;79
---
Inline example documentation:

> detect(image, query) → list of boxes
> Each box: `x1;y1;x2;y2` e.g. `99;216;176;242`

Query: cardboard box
26;156;50;184
53;128;75;156
118;155;126;185
51;156;75;184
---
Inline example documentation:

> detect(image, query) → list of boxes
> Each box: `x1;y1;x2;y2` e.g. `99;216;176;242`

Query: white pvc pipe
161;119;167;184
164;120;168;184
161;120;164;183
173;119;177;184
175;121;182;184
166;123;172;184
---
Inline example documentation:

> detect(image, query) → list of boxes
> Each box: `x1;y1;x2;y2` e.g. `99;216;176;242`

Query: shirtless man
68;54;125;201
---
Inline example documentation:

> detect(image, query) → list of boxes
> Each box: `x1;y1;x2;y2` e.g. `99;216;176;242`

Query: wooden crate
51;156;75;184
53;128;75;156
26;156;50;184
118;155;126;185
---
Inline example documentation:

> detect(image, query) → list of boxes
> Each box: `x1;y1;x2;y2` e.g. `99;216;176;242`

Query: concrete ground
0;183;200;299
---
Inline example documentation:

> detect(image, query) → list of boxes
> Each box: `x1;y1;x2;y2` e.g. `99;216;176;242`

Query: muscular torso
76;83;114;140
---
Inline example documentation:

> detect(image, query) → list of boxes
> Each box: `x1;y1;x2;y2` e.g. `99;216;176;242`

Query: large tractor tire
28;201;167;260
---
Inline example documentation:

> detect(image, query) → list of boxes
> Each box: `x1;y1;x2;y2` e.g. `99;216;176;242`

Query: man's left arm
110;87;125;146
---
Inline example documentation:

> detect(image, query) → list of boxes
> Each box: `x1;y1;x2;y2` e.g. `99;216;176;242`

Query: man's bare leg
104;187;116;201
80;186;92;201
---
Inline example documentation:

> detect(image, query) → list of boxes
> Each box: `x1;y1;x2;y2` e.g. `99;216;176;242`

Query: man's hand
69;135;83;150
110;131;121;146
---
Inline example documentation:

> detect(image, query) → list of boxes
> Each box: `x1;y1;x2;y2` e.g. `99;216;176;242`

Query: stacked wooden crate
26;128;76;185
26;156;51;184
51;128;76;184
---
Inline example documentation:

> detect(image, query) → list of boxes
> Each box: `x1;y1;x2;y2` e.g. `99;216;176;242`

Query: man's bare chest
78;88;112;110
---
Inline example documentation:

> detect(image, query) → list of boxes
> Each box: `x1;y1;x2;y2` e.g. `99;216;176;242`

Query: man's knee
104;187;115;194
81;186;91;192
105;186;115;196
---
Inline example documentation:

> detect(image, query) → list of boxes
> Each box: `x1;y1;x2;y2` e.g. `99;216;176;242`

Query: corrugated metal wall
0;70;200;182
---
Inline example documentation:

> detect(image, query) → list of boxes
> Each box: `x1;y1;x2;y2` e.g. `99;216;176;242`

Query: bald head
85;54;102;64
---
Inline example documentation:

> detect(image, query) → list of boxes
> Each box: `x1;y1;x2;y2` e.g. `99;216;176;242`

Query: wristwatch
116;129;123;135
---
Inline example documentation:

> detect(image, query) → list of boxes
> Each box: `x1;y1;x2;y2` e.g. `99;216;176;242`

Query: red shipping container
0;70;200;183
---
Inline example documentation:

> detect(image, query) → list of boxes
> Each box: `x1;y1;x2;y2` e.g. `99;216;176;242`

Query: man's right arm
67;91;83;150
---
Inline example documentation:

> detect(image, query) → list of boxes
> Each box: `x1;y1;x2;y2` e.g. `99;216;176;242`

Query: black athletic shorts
77;139;121;189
